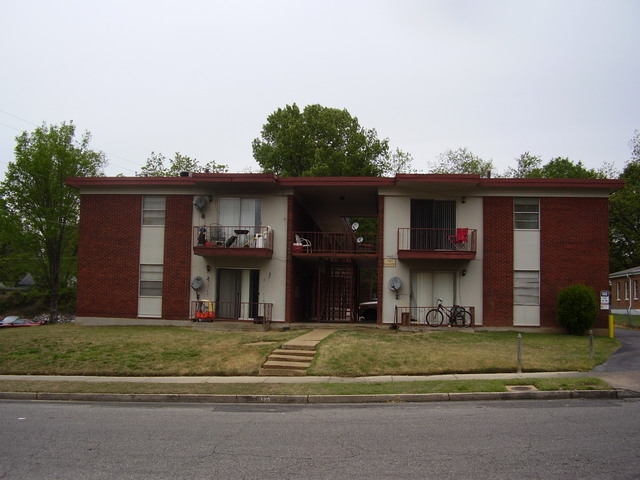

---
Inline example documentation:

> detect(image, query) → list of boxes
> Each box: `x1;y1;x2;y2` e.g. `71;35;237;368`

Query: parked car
358;299;378;322
0;315;21;325
0;317;43;328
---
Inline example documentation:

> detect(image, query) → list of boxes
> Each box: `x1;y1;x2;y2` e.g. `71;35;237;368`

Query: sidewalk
1;371;637;405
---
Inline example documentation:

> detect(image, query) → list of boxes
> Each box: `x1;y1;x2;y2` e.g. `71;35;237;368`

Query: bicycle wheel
425;309;444;326
457;309;473;327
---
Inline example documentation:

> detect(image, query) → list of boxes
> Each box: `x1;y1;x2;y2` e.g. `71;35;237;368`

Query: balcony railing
397;228;476;259
293;231;377;255
193;225;273;255
190;300;273;324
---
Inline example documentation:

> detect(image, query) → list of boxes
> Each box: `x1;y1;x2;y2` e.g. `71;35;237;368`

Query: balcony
193;225;273;258
397;228;476;260
292;231;377;256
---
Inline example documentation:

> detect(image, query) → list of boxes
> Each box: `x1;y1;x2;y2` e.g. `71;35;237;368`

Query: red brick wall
162;196;193;320
540;197;611;328
483;197;514;326
76;195;141;318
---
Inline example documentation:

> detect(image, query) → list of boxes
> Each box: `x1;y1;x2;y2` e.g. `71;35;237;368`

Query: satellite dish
388;276;402;299
356;237;364;243
191;276;204;291
194;197;209;218
351;222;359;231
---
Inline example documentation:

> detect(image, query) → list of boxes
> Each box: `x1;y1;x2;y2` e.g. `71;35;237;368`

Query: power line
0;108;141;175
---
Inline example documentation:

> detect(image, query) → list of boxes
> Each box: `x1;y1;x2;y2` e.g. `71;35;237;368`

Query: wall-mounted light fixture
461;269;467;276
206;265;211;272
461;197;467;204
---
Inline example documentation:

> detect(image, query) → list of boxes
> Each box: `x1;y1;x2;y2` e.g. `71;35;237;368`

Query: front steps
259;329;335;376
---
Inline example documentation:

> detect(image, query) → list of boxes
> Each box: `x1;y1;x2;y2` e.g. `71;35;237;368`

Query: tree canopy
0;122;106;322
252;103;413;177
137;152;228;177
428;147;494;176
610;130;640;271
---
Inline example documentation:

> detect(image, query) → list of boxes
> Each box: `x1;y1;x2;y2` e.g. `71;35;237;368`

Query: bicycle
425;298;472;327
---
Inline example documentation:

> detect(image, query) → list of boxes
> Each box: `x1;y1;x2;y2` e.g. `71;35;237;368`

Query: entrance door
216;269;259;319
411;271;456;309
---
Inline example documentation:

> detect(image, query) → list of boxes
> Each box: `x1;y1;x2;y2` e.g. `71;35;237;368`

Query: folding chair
448;228;469;250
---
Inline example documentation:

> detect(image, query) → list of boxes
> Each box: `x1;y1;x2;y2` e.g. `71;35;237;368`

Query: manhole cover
506;385;538;392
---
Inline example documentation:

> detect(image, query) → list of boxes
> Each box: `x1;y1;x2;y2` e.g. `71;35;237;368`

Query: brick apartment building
610;266;640;315
66;173;623;332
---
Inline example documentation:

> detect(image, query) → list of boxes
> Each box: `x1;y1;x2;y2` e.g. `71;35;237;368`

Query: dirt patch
505;385;538;392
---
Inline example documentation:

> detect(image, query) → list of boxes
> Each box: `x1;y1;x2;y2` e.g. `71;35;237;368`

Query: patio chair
448;228;469;250
295;234;312;253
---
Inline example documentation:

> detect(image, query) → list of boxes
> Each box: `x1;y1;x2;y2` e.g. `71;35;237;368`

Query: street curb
0;389;635;404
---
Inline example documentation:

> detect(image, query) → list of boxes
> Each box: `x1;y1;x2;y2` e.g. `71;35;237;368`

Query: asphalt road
593;329;640;393
1;398;639;479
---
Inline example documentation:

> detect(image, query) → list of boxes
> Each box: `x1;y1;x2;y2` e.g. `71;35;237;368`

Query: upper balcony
193;225;273;257
397;228;477;260
292;231;377;257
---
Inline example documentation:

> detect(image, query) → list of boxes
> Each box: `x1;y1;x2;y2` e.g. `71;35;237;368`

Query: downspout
627;273;633;326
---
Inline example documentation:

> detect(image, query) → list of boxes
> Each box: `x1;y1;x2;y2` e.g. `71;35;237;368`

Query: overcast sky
1;0;638;177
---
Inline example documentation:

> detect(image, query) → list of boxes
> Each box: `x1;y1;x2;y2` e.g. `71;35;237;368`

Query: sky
1;0;639;178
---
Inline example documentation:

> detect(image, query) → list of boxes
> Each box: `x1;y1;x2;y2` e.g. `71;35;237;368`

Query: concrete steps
259;330;335;376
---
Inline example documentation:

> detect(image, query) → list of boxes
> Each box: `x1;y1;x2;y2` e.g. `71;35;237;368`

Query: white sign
600;290;610;310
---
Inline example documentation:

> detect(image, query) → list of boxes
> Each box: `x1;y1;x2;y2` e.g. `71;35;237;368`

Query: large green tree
610;130;640;271
252;103;413;176
0;122;106;322
428;147;494;176
137;152;228;177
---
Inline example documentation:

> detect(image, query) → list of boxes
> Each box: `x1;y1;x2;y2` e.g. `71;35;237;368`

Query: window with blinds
514;270;539;305
139;264;163;297
514;197;539;229
142;195;166;226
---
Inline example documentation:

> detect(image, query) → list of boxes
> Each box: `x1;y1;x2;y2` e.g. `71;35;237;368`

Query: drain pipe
627;273;633;327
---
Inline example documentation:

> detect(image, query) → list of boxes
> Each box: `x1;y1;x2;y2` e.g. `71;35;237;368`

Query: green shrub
556;284;598;335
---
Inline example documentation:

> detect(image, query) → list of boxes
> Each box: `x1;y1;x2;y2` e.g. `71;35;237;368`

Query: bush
556;284;598;335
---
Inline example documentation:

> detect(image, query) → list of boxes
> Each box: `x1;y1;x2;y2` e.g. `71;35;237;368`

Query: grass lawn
0;324;620;395
613;313;640;329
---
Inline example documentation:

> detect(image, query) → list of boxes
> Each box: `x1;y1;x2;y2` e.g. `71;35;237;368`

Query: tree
429;147;493;176
137;152;228;176
531;157;605;179
0;122;106;323
252;103;412;177
503;152;542;178
610;130;640;271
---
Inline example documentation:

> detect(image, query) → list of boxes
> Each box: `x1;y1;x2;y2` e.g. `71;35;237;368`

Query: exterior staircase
259;329;335;376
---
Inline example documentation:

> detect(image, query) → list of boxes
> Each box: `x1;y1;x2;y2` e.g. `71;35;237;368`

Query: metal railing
190;300;273;324
397;228;476;252
194;225;273;250
293;231;377;254
394;305;475;326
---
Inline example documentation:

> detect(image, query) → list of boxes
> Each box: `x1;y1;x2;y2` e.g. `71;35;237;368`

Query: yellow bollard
608;314;614;339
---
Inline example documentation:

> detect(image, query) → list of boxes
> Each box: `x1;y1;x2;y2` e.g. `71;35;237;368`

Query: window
514;271;539;305
514;198;539;229
634;280;639;300
625;281;630;301
139;264;163;296
142;195;166;226
616;282;621;301
218;198;261;235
